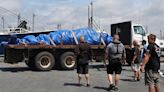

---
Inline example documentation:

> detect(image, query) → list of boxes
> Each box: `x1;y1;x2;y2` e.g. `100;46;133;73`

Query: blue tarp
19;35;38;44
101;32;112;45
15;28;112;45
36;34;50;45
73;28;101;45
49;29;74;45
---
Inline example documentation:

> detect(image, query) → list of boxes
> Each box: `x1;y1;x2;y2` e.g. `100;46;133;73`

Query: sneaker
107;84;115;91
113;86;118;91
137;78;140;81
86;84;90;87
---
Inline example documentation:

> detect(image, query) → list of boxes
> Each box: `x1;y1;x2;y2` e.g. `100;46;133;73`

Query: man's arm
105;44;110;60
141;45;153;72
88;44;92;60
103;44;110;66
141;53;150;72
142;54;150;65
74;44;80;60
122;46;126;64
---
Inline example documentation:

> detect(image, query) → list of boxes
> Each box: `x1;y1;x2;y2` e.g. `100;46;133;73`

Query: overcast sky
0;0;164;37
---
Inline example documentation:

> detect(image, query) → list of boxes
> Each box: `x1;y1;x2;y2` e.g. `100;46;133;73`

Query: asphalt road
0;62;163;92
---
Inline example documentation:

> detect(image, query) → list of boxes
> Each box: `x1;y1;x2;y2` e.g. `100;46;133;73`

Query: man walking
131;40;141;81
74;36;92;87
105;34;126;91
141;34;161;92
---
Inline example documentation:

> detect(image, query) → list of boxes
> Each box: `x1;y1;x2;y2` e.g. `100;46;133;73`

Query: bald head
80;35;85;42
133;40;139;46
113;34;119;41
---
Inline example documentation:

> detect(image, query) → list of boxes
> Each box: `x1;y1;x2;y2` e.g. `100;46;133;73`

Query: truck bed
5;44;106;49
4;44;106;64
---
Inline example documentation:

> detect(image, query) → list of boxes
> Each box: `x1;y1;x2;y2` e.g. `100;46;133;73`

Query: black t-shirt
144;44;160;72
75;42;92;64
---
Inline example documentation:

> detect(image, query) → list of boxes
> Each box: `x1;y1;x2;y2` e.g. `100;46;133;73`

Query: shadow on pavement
120;78;136;82
0;67;31;72
89;64;106;71
64;83;84;87
122;68;132;72
93;86;108;91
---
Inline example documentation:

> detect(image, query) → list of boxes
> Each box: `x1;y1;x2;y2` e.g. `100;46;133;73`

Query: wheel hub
40;56;51;68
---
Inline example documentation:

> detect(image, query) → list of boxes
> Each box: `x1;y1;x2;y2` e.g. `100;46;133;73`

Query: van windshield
134;26;145;35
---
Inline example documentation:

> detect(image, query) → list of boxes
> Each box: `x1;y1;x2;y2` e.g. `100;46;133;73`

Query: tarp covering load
13;28;112;45
101;32;113;45
19;35;38;45
36;34;50;45
49;29;74;45
73;28;101;45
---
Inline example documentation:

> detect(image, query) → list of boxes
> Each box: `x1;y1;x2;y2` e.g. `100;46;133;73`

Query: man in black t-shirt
141;34;160;92
74;36;92;87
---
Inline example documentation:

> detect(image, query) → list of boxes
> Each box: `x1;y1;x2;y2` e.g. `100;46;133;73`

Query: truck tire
34;51;55;71
60;52;76;70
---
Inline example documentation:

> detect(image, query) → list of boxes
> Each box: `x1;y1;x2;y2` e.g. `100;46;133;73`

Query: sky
0;0;164;38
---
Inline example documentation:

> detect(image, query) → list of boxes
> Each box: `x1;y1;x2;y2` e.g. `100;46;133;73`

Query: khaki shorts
145;69;160;86
131;64;141;72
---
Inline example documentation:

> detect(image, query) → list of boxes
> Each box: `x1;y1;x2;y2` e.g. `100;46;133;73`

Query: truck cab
111;21;164;65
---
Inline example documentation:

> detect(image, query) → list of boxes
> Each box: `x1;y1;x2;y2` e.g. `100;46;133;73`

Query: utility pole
18;14;20;26
32;13;35;32
160;30;162;39
1;16;4;30
90;1;93;29
88;5;90;28
145;26;148;33
57;24;61;29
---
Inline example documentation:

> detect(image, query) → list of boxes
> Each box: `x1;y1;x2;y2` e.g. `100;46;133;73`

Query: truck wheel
60;52;76;70
34;51;55;71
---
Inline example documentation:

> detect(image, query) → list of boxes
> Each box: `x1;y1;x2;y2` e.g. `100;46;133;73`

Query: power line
0;6;32;23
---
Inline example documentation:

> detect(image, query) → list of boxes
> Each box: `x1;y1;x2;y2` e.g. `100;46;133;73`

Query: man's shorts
145;69;160;86
77;64;89;74
107;59;122;74
131;63;141;72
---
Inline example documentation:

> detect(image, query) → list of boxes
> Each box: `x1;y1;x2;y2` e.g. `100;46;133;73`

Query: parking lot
0;62;163;92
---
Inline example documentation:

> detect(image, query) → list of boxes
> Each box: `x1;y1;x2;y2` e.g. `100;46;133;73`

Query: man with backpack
74;36;92;87
105;34;126;91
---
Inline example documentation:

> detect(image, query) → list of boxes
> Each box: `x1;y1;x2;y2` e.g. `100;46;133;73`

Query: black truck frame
4;44;105;71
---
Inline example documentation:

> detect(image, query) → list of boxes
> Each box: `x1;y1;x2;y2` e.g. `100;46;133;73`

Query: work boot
113;86;118;91
86;84;90;87
107;84;115;91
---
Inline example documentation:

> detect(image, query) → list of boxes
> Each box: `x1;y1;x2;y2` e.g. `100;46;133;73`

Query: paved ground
0;62;163;92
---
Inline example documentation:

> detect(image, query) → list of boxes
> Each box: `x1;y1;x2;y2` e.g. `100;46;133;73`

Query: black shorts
77;64;89;74
107;59;122;74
